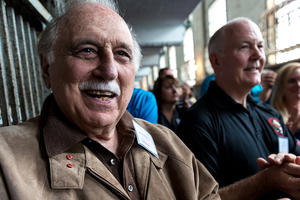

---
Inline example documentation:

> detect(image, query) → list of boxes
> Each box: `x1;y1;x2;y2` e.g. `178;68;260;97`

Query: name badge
133;120;159;158
278;137;289;153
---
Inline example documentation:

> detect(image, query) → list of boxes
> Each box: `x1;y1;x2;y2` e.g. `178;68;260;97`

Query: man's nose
92;51;118;80
172;86;179;93
251;46;265;61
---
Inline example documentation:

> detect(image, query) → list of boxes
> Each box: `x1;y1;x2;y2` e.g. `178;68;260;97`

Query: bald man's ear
209;53;220;71
40;54;51;89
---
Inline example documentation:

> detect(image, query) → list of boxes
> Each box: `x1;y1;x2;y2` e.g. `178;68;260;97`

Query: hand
257;153;300;198
257;153;300;169
262;161;300;199
261;70;277;89
220;155;300;200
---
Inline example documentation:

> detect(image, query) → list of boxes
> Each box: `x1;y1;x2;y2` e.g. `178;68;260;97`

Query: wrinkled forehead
58;3;133;43
66;3;120;24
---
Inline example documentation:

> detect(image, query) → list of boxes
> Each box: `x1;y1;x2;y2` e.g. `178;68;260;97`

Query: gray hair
38;0;142;71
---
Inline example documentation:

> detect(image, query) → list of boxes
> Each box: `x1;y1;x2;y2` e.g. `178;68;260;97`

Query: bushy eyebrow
71;39;133;53
115;41;133;56
69;40;133;61
70;39;99;49
258;41;264;45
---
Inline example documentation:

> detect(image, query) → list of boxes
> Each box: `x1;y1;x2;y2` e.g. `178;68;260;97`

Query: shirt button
66;163;73;168
110;158;116;166
128;184;133;192
66;154;73;160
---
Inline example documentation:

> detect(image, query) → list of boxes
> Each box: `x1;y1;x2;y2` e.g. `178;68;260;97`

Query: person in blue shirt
199;74;215;98
127;88;158;123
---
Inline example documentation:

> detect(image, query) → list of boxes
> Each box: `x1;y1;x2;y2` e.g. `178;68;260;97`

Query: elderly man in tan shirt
0;0;219;199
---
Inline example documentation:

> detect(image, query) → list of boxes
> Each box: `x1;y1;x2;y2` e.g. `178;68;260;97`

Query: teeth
245;67;258;71
84;90;115;100
87;90;113;96
100;97;109;101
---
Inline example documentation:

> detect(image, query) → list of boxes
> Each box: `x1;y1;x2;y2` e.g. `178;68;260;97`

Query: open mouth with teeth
84;90;116;101
245;67;260;71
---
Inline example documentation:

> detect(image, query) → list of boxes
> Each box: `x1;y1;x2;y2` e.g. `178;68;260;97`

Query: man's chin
93;114;118;126
78;112;118;128
249;79;260;87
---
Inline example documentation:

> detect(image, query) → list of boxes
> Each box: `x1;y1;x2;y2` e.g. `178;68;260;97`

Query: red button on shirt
66;154;73;160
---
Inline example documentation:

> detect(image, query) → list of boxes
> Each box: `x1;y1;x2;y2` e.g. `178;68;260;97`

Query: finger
268;153;296;165
268;154;282;165
295;157;300;165
283;154;297;163
282;162;300;177
256;157;270;169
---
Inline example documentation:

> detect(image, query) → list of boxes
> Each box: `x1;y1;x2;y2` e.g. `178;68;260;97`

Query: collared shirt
0;93;220;199
41;94;141;199
178;81;300;188
157;105;185;133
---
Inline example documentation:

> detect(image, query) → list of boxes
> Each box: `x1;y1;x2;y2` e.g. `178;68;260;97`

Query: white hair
38;0;142;71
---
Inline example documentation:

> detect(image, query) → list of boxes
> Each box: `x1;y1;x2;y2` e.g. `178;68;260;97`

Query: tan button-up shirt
43;95;141;199
0;94;220;199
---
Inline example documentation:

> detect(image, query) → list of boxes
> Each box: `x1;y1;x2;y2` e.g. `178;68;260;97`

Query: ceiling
117;0;202;72
15;0;202;73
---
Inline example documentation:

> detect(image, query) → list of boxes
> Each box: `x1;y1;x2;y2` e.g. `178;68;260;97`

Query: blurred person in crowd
158;67;173;78
127;87;158;123
0;0;221;199
178;17;300;199
199;73;215;98
179;81;197;109
153;75;186;133
259;69;277;103
271;62;300;138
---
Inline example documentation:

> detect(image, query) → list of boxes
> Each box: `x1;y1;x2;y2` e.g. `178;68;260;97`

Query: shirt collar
41;94;136;158
206;81;258;110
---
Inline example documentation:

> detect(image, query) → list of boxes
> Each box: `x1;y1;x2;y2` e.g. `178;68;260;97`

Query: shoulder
0;117;40;151
135;118;196;165
255;102;282;118
128;88;156;107
133;118;220;198
135;88;156;102
181;97;215;126
0;117;39;136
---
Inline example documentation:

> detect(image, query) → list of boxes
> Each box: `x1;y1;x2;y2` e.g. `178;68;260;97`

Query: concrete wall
227;0;266;24
175;44;185;82
192;3;207;84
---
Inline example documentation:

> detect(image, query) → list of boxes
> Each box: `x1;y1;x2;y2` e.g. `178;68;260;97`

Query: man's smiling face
43;3;135;134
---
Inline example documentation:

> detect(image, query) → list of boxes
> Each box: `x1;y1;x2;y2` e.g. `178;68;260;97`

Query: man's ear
209;53;220;71
40;54;51;89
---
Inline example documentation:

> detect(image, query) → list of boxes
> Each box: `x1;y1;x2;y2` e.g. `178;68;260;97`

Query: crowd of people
1;0;300;199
